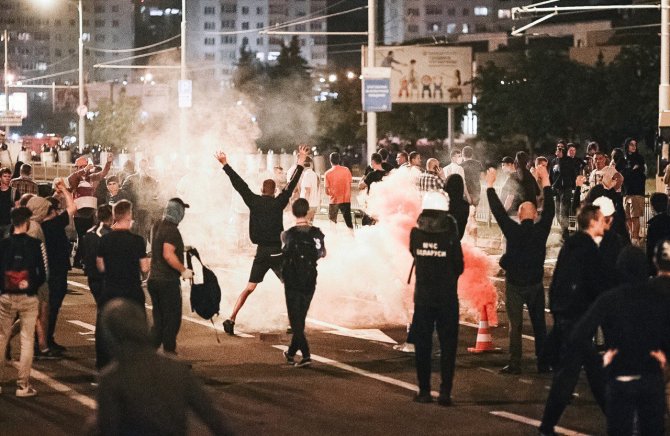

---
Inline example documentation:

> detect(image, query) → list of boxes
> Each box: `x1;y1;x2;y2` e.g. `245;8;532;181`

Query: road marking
14;362;96;409
489;411;587;436
325;329;397;344
68;319;96;333
272;345;439;398
67;280;91;291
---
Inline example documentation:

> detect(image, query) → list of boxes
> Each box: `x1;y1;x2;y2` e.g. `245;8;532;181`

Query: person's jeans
74;213;94;266
47;270;69;346
285;286;315;358
606;372;665;436
411;302;459;396
505;281;547;368
540;317;606;433
0;294;39;387
554;189;573;239
328;203;353;229
147;279;182;353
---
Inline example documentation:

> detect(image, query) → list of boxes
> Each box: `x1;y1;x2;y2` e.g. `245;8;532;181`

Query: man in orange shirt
324;152;353;229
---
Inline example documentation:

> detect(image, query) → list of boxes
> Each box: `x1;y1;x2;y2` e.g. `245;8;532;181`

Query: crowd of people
0;134;668;435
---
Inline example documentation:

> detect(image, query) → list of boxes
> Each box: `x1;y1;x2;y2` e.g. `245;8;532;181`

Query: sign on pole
0;110;23;127
366;46;473;104
178;79;192;108
362;67;392;112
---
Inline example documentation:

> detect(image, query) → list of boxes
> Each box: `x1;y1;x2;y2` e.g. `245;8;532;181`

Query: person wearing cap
571;245;670;436
215;145;308;336
68;153;113;268
486;164;553;375
593;196;630;294
147;198;192;355
578;166;629;242
409;191;463;406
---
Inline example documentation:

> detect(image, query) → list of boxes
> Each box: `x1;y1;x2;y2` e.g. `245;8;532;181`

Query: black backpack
282;227;320;287
186;248;221;321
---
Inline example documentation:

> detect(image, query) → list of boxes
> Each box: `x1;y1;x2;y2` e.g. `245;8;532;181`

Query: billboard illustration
370;46;472;104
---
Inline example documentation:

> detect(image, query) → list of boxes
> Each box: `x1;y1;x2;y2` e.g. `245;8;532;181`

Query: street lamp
36;0;86;152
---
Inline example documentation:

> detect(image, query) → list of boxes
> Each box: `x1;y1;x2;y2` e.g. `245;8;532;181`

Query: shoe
414;391;433;403
437;395;453;407
295;357;312;368
283;351;295;365
499;365;521;375
222;319;235;336
286;326;293;334
16;385;37;397
35;348;61;360
49;342;67;353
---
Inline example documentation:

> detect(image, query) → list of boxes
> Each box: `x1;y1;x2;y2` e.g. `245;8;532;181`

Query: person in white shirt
299;157;320;223
443;149;465;180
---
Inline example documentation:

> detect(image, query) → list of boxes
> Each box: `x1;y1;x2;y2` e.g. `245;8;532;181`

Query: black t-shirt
98;230;147;299
42;211;71;272
150;220;184;281
0;188;12;226
364;169;386;193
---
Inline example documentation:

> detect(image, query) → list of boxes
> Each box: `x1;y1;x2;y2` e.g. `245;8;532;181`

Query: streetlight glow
328;74;337;83
346;71;355;80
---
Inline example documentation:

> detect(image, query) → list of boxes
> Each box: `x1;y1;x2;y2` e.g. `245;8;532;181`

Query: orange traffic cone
467;306;502;354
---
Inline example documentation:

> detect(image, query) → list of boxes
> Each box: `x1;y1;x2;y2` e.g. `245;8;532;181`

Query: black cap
501;156;514;164
168;197;190;208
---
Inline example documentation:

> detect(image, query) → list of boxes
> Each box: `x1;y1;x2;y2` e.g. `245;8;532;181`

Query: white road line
306;317;354;333
272;345;439;398
67;280;91;290
490;411;587;436
14;362;96;409
68;319;96;332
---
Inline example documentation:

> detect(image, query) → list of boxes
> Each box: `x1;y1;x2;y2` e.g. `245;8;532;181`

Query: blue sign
363;78;392;112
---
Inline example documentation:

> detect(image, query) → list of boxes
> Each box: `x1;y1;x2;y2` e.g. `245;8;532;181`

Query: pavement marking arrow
490;411;587;436
306;317;397;344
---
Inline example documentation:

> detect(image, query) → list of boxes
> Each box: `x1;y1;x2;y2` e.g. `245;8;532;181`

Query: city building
185;0;328;82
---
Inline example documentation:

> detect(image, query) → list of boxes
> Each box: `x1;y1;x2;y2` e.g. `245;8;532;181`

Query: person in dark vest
409;192;464;406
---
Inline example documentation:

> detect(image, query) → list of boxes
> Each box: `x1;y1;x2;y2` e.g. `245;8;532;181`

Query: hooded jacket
622;149;646;196
444;174;469;240
572;247;670;377
96;299;233;436
410;210;464;308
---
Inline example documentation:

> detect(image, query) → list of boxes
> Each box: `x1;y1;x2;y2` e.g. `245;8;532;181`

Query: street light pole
179;0;186;149
3;29;10;137
366;0;376;161
77;0;85;153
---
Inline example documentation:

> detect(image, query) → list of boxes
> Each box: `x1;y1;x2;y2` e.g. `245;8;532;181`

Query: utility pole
3;29;9;137
366;0;376;161
180;0;187;150
77;0;85;153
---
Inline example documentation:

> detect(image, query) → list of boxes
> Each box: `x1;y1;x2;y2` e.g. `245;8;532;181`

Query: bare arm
55;179;77;216
162;243;186;273
139;257;150;274
96;256;105;273
90;154;113;182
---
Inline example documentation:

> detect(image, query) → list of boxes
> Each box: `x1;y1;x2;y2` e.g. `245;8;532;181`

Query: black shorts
249;245;283;284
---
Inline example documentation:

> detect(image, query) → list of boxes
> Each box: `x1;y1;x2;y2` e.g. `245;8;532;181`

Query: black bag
186;248;221;321
2;238;33;294
282;227;319;288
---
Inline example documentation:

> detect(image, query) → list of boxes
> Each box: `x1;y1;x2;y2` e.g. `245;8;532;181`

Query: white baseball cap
592;196;615;217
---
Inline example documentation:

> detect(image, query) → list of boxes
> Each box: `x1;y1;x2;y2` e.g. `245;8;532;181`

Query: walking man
0;207;48;397
324;152;353;229
539;205;608;435
486;165;553;374
148;198;193;354
410;192;464;406
82;205;113;305
217;145;309;335
281;198;326;368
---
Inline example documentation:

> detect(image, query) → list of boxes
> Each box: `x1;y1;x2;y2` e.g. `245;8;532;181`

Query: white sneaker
16;385;37;397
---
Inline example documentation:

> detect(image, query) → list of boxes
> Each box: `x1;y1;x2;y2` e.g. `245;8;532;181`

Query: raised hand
485;167;497;188
106;153;114;163
297;144;310;166
215;151;227;166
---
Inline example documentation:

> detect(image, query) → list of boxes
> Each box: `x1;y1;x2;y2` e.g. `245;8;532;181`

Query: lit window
498;9;511;19
462;23;469;33
474;7;488;16
430;23;441;32
447;23;456;34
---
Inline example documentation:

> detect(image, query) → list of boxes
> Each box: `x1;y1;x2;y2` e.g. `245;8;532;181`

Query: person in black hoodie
409;192;464;406
486;165;553;374
621;138;646;244
646;193;670;275
94;298;233;436
216;145;308;335
551;145;578;241
571;246;669;436
444;174;469;240
539;204;608;435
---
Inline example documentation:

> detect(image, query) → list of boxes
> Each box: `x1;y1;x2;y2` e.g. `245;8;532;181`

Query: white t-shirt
443;162;464;180
300;168;320;208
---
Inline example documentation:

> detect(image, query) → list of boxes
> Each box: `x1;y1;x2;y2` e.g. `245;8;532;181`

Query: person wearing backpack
280;198;326;368
0;207;48;397
215;144;309;336
148;198;193;355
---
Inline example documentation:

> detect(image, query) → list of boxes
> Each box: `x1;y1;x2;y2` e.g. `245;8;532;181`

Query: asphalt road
0;266;619;436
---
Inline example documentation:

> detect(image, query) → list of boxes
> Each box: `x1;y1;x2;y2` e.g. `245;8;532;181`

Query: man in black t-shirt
41;180;77;352
96;200;149;369
148;198;193;354
359;153;387;194
0;168;13;237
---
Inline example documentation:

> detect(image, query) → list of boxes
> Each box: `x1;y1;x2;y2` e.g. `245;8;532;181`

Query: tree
87;96;141;150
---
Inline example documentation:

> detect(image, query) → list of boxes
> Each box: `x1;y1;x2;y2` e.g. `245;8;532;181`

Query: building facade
186;0;328;81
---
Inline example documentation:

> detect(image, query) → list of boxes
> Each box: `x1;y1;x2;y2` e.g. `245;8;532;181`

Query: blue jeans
0;294;39;387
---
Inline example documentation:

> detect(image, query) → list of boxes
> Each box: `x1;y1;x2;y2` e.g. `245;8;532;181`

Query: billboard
0;92;28;118
369;46;473;104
